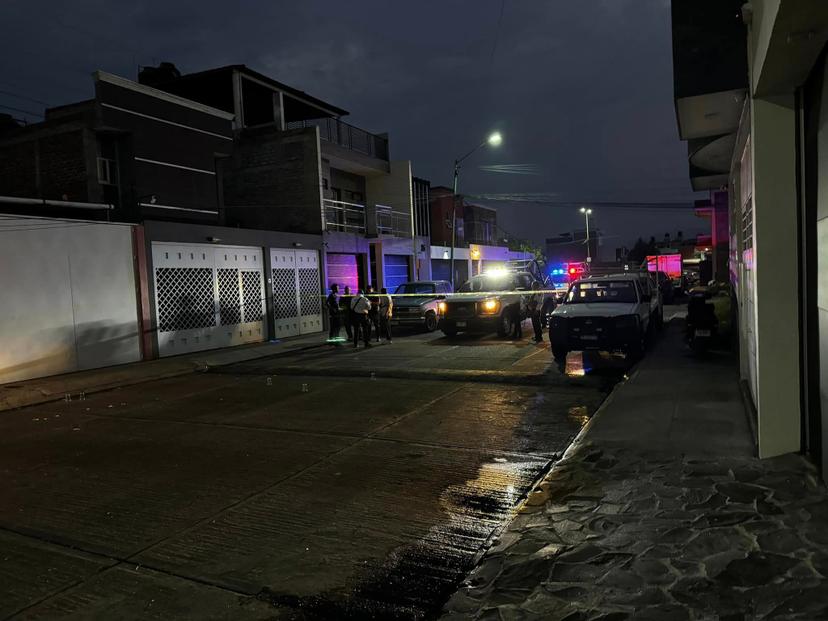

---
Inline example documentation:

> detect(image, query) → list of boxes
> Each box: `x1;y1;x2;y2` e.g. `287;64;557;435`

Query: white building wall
0;216;141;384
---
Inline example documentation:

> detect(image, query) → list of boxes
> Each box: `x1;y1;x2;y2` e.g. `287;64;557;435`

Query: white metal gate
270;248;323;338
152;242;265;356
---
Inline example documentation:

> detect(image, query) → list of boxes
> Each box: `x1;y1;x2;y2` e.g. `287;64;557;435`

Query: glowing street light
487;131;503;147
450;131;503;288
579;207;593;263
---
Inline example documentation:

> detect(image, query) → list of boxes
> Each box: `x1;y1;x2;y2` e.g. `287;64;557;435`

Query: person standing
340;285;353;340
378;287;393;343
326;283;341;342
350;289;372;348
528;281;544;343
366;284;380;342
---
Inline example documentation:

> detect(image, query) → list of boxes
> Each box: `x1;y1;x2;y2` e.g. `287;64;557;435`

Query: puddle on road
257;456;551;620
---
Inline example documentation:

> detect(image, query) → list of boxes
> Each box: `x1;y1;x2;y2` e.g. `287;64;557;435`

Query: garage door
152;242;265;356
270;248;323;338
326;253;359;292
384;254;410;291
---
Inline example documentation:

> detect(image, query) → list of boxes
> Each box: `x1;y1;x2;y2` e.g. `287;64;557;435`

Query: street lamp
579;206;593;263
450;131;502;288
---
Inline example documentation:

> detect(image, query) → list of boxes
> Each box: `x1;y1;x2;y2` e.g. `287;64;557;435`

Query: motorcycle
685;282;732;354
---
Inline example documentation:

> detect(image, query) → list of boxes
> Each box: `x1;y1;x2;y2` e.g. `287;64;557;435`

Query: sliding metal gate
270;248;323;338
152;242;265;356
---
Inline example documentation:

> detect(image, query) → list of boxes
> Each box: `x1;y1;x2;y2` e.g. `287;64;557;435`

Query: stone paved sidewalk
441;321;828;620
442;443;828;620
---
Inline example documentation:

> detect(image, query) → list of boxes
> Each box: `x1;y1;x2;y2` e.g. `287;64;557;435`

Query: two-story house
0;70;326;361
428;186;526;285
143;64;429;294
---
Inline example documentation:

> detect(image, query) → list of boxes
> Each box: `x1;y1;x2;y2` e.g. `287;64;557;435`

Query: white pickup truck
548;274;652;361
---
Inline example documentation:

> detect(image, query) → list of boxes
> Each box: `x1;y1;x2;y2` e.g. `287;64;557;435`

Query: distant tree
507;237;543;258
627;237;649;263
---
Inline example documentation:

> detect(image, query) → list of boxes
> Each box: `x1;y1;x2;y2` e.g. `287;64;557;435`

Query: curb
208;364;601;388
0;341;328;413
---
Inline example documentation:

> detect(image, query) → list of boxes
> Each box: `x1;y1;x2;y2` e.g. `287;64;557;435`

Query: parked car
391;280;452;332
439;270;555;337
549;274;652;361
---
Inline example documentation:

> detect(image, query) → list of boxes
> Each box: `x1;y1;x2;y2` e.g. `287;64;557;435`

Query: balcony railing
324;198;366;234
323;200;411;238
286;118;389;161
374;204;411;238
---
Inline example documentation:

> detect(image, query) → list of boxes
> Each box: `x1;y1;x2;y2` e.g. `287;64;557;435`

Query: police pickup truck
438;269;555;337
548;274;652;361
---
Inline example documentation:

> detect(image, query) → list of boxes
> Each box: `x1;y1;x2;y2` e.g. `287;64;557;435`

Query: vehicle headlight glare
481;299;499;314
438;301;447;313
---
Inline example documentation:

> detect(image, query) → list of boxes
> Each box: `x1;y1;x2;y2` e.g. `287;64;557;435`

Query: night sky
0;0;706;258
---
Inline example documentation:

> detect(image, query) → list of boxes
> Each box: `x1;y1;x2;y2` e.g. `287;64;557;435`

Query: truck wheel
442;327;458;337
497;311;514;337
424;312;438;332
552;347;568;362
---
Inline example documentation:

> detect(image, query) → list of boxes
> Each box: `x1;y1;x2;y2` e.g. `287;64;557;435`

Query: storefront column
751;95;801;457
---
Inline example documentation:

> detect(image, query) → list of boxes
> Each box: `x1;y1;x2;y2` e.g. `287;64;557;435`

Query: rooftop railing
286;118;389;161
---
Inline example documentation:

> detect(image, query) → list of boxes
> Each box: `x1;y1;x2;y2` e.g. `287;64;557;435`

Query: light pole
450;131;502;289
579;207;593;263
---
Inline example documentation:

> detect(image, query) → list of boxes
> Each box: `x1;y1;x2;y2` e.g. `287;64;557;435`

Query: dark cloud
0;0;705;254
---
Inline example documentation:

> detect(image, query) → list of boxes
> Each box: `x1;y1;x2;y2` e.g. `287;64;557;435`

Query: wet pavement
0;326;623;619
441;320;828;621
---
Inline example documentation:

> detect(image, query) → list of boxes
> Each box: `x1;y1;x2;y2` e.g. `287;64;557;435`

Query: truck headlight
438;301;447;313
480;299;500;314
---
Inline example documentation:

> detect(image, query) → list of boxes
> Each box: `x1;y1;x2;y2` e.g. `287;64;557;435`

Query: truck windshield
458;275;513;293
394;283;436;294
566;281;637;304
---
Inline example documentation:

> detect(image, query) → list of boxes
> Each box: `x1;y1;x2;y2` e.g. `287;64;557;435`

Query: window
459;274;514;293
395;282;436;295
97;157;118;185
566;281;638;304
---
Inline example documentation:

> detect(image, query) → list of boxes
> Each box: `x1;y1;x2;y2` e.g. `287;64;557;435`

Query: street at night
0;328;618;619
4;1;828;619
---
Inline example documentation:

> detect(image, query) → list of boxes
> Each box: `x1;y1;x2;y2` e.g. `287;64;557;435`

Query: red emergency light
568;267;577;275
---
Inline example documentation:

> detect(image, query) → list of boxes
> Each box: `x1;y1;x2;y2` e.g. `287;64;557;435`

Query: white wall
816;59;828;475
0;216;141;384
365;160;414;234
751;96;801;457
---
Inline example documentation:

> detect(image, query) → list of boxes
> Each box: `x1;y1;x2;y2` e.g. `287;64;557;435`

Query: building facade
672;0;828;477
0;70;329;363
146;64;427;294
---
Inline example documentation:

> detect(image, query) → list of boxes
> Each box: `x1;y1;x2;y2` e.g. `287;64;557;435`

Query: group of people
326;284;393;348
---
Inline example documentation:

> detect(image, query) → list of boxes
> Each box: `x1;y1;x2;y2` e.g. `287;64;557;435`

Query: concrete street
0;325;621;620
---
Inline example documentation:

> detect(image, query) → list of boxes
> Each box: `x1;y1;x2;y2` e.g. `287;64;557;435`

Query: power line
0;89;51;107
489;0;507;67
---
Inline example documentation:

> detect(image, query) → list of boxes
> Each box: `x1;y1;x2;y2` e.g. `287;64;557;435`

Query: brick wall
39;131;88;201
223;127;323;234
0;140;38;197
0;129;89;202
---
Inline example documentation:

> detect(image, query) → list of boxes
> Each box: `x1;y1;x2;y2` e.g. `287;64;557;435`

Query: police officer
340;285;353;340
366;284;380;342
326;283;341;342
528;281;544;343
350;289;372;348
378;287;393;343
